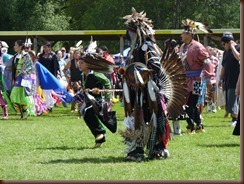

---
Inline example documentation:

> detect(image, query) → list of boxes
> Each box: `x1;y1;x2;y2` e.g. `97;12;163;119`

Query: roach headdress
123;7;156;43
182;19;213;34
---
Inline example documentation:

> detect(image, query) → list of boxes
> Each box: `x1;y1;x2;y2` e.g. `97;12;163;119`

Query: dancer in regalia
179;19;213;133
120;8;188;161
77;41;117;148
10;40;34;119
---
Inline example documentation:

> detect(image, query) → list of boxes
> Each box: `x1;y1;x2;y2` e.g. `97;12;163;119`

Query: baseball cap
221;32;234;42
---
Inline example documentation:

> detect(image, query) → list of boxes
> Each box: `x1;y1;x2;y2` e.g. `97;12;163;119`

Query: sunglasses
222;42;228;46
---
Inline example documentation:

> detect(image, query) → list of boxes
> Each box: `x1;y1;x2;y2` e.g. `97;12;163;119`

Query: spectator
196;65;209;120
205;46;219;113
65;48;74;64
96;45;115;98
63;49;83;112
215;49;225;109
61;47;69;60
38;41;59;78
115;55;125;67
218;32;240;127
37;41;59;111
56;50;68;82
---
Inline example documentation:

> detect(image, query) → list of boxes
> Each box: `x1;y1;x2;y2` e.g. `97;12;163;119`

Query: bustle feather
81;37;116;74
160;39;188;120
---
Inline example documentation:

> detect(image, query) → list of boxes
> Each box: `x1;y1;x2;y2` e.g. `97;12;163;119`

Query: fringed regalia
10;51;34;118
120;7;188;161
180;19;213;133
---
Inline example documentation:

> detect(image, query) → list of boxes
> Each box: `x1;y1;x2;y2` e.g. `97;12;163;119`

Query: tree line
0;0;240;53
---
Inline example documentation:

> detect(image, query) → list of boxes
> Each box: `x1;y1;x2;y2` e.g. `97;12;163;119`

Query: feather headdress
75;40;83;50
182;19;213;34
24;37;32;48
123;7;156;43
68;40;84;55
81;37;116;74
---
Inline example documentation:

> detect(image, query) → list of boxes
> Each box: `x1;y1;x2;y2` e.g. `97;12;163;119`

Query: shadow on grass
35;145;93;151
204;124;232;128
39;113;76;118
197;143;240;148
40;156;125;164
203;116;228;119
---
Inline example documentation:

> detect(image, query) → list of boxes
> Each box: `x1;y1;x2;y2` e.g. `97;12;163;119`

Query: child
78;53;117;148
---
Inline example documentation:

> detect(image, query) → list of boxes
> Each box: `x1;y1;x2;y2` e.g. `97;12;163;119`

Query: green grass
0;103;241;181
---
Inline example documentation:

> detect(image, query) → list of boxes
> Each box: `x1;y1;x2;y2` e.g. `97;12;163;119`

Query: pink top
209;56;218;84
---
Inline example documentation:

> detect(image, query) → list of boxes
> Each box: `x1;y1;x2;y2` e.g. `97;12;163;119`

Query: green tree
0;0;240;53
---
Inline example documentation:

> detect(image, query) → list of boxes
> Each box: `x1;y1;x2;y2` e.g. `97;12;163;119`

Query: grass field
0;102;241;181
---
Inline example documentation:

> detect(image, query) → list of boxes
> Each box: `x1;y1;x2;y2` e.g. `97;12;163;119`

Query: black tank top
70;59;82;82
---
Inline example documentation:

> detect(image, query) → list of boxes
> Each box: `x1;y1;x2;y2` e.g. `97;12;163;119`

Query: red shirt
180;40;211;92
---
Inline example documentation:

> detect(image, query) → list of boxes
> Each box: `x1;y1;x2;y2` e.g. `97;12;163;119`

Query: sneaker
2;116;8;120
212;104;217;113
206;105;212;113
212;109;217;113
172;120;181;135
195;124;205;133
230;121;237;127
